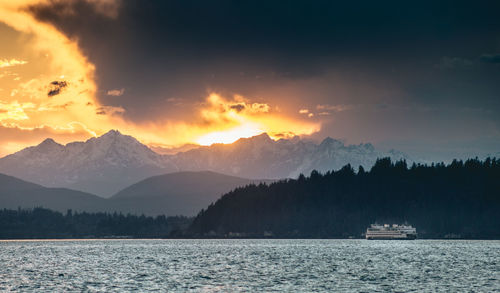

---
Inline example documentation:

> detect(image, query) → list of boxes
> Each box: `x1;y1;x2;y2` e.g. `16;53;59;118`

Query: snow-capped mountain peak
233;132;273;147
38;137;62;147
0;131;413;197
32;138;64;153
319;137;344;149
0;131;176;196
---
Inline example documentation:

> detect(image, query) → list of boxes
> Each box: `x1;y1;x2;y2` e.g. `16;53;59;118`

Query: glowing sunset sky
0;0;499;160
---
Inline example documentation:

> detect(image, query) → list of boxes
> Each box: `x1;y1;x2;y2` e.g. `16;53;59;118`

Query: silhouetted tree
0;208;192;239
189;157;500;239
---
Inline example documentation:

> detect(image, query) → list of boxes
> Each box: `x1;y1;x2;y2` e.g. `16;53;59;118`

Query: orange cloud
194;93;320;145
0;122;98;156
0;58;27;68
106;88;125;96
0;0;128;154
0;1;322;156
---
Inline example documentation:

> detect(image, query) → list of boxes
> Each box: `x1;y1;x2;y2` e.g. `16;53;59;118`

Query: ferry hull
365;224;417;240
366;236;417;240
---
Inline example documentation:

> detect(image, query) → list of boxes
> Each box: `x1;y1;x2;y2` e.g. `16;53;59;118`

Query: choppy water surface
0;239;498;292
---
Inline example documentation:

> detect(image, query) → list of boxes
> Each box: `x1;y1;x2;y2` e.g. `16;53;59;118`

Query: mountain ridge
0;130;178;196
0;130;413;196
109;170;272;216
0;171;271;217
0;172;107;213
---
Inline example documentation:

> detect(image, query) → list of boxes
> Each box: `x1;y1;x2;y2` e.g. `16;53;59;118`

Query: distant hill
110;171;271;216
0;173;106;213
0;171;267;217
0;130;411;197
189;158;500;239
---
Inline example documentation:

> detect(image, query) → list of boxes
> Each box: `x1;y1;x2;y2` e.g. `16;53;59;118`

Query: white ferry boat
365;224;417;240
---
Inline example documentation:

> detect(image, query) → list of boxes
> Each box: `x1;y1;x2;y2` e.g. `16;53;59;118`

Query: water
0;239;498;292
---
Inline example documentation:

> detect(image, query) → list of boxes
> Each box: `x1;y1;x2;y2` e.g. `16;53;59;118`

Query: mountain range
109;171;271;216
0;130;172;196
0;130;411;197
0;171;267;216
172;134;411;180
0;173;106;213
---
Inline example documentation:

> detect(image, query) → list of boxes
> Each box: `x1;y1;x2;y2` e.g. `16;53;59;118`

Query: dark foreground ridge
188;157;500;239
0;208;192;239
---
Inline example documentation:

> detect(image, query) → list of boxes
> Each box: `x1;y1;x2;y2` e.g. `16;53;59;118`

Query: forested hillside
0;208;191;239
189;158;500;239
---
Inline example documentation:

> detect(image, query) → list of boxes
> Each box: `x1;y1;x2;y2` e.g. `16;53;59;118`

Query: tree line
188;157;500;239
0;208;192;239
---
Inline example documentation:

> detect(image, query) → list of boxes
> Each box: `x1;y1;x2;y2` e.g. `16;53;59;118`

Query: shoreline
1;238;500;241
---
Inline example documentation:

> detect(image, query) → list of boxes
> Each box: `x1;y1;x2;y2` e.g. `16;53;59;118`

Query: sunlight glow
0;1;322;156
196;123;265;145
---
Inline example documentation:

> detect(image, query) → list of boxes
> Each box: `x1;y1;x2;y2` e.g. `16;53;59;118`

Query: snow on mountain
0;130;178;197
0;131;413;197
171;133;412;179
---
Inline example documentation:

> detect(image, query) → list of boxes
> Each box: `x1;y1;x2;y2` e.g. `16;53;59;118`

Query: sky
0;0;499;161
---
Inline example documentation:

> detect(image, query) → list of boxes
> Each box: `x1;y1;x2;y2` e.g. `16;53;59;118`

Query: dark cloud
230;104;245;112
55;102;74;109
273;132;300;139
480;54;500;64
24;0;500;159
95;107;106;115
436;57;475;70
26;0;120;19
47;80;68;97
